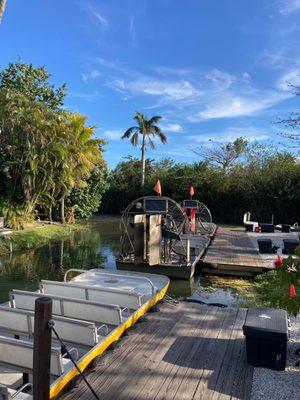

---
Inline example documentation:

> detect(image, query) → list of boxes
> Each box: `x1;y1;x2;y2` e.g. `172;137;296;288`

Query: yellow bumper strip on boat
49;282;169;399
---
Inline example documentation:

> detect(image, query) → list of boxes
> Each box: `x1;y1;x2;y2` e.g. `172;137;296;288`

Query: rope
48;320;100;400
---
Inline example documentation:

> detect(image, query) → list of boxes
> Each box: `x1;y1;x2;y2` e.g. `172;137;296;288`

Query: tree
122;112;167;187
67;163;109;219
0;0;6;22
0;61;67;109
53;112;106;223
193;137;248;170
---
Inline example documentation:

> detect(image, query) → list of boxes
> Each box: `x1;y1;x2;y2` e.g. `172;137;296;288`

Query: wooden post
33;297;52;400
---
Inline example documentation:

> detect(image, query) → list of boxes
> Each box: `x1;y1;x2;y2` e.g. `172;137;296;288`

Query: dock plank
62;302;253;400
200;227;270;276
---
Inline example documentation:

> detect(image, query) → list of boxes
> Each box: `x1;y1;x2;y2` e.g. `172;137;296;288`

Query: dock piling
33;297;53;400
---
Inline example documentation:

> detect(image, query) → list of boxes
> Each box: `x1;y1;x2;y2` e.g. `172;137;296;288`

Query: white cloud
188;92;290;121
83;57;295;121
129;16;135;41
104;130;122;140
160;123;183;132
278;0;300;15
111;77;200;100
82;70;101;82
276;68;300;90
83;5;109;31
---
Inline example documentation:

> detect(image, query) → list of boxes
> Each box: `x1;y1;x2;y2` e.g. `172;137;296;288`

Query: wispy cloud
82;70;101;82
129;15;135;41
83;4;109;31
81;57;296;121
276;68;300;89
187;92;290;122
110;77;200;100
160;123;183;132
278;0;300;15
104;129;122;140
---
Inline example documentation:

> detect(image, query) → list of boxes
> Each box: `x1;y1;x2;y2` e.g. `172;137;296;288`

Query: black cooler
243;307;288;371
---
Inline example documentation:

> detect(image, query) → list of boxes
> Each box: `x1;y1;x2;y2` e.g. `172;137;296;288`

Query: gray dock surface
200;227;271;276
62;301;253;399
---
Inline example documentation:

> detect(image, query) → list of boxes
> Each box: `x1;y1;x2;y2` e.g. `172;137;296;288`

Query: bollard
33;297;52;400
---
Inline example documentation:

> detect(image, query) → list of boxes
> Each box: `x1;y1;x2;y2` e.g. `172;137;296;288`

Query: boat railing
10;290;124;326
0;303;109;347
40;280;142;310
63;269;157;297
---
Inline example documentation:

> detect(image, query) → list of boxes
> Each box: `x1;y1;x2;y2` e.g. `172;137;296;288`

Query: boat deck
200;227;272;276
63;301;253;400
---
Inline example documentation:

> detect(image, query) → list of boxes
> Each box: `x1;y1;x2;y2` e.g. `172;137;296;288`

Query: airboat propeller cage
119;196;189;266
181;199;213;234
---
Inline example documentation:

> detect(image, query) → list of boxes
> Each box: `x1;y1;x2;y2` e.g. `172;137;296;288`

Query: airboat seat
0;383;32;399
40;279;143;310
0;306;107;347
0;335;73;377
9;290;125;325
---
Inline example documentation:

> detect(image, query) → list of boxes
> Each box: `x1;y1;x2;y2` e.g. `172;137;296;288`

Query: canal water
0;216;244;306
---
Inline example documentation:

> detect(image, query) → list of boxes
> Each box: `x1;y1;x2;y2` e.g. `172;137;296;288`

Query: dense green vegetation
0;62;108;228
102;150;300;224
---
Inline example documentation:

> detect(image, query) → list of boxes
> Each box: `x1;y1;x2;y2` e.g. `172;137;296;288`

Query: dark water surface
0;216;242;305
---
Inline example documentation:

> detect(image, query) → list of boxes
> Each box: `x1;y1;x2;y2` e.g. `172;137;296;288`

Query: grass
0;223;86;256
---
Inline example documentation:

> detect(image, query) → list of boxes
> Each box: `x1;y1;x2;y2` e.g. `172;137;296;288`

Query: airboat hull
116;260;197;279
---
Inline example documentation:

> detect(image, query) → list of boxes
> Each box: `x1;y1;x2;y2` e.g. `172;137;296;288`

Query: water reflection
0;216;120;303
0;216;245;306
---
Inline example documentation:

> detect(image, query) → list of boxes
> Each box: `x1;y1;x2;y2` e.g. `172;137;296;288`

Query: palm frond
122;126;139;139
130;132;139;146
151;126;168;144
148;115;161;125
0;0;6;22
134;112;146;127
148;137;156;149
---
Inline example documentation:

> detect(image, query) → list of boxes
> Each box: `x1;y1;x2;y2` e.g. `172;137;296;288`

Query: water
0;216;244;306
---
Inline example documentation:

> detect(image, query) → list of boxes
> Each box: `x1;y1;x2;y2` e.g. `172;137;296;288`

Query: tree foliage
0;62;108;228
0;61;67;108
102;151;300;225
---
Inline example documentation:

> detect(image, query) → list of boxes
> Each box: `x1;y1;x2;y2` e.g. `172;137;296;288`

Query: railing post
33;297;52;400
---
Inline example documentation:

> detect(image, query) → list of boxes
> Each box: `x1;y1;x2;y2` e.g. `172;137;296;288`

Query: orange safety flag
189;186;195;197
153;180;162;196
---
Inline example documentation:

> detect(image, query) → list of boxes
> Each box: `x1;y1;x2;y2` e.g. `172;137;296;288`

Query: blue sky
1;0;300;168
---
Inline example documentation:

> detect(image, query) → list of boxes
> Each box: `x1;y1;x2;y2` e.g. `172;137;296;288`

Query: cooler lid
243;307;288;341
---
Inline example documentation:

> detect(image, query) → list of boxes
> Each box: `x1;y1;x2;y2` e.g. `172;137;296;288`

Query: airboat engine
119;196;188;266
181;199;214;235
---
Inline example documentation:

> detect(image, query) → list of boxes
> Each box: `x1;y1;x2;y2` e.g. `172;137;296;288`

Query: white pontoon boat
0;269;169;399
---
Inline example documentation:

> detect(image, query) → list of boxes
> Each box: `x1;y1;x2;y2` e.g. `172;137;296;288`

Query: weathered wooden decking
200;228;270;276
63;302;253;400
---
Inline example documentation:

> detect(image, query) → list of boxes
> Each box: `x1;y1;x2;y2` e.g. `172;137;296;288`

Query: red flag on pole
153;180;162;196
189;186;195;197
289;284;296;298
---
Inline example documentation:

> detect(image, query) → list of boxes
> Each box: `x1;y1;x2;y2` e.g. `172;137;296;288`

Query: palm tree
0;0;6;22
122;112;167;187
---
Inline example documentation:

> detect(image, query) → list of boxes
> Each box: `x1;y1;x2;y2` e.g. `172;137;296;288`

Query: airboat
116;196;216;279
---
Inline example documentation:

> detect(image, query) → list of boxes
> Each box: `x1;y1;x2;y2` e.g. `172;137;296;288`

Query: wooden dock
200;227;272;276
62;301;253;400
